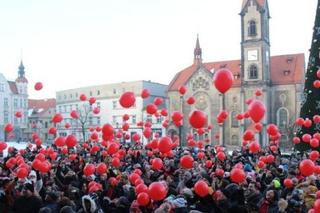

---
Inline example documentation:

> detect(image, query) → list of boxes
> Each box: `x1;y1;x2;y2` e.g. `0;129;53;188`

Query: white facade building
0;62;28;141
56;80;167;144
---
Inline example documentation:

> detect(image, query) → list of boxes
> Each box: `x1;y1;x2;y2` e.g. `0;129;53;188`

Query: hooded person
79;193;103;213
28;170;43;195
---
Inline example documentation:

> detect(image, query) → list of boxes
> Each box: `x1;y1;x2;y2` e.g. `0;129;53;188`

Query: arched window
248;20;257;36
231;135;239;146
231;111;239;127
277;107;289;129
249;64;258;79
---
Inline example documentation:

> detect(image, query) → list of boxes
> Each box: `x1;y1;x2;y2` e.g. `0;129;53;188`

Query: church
167;0;305;150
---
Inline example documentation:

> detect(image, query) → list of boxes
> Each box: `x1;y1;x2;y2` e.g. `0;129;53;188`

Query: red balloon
52;113;63;123
314;115;320;123
146;103;157;115
83;164;95;176
143;128;152;139
136;184;148;195
96;163;107;175
35;138;42;146
266;155;275;164
65;135;77;148
15;111;22;118
148;182;167;201
293;137;301;144
93;107;100;114
230;168;246;183
122;114;130;121
0;141;7;151
215;169;225;177
302;134;312;143
248;100;266;123
296;118;305;126
314;199;320;212
243;130;255;141
158;136;172;153
129;173;140;185
70;110;79;119
54;137;65;147
189;110;207;129
257;161;265;169
89;97;96;105
310;138;319;148
314;80;320;88
180;155;194;169
284;178;293;188
48;127;57;135
299;159;315;176
111;157;120;168
39;161;51;173
236;113;244;120
266;124;278;136
205;160;213;168
137;192;150;206
151;158;163;170
217;152;226;161
310;151;319;161
141;89;150;99
16;167;29;178
187;96;195;105
178;86;187;95
255;89;263;96
213;69;233;94
172;111;183;123
254;123;263;132
119;92;136;108
107;142;119;155
102;124;114;137
160;108;168;117
34;82;43;91
4;123;13;133
79;94;87;101
249;141;260;154
154;97;163;106
194;180;209;197
304;119;313;128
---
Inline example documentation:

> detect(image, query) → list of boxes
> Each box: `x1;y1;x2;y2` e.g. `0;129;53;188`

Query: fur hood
81;193;103;213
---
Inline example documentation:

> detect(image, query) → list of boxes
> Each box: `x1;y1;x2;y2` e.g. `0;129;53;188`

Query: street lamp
179;95;183;148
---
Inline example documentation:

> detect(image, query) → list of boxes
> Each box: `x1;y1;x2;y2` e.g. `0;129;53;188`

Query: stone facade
167;0;305;150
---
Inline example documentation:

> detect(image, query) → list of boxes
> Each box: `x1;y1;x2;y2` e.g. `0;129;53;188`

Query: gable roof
7;81;18;94
168;53;305;91
28;98;56;117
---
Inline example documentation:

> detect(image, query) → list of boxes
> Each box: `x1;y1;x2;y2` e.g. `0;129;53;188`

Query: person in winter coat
78;193;103;213
257;189;279;213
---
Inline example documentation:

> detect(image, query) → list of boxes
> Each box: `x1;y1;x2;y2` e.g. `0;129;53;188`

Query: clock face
248;49;258;61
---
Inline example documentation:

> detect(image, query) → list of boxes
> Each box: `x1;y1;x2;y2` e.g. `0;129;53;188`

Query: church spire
18;60;25;78
194;34;202;65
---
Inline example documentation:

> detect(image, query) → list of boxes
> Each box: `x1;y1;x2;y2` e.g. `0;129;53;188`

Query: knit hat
272;179;281;189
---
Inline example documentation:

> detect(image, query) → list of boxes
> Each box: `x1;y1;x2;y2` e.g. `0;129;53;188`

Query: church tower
240;0;271;146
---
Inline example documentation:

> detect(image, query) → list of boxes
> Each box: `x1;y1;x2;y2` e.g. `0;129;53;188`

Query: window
4;112;8;123
4;98;8;107
248;20;257;36
70;94;73;99
231;111;239;127
157;116;162;124
249;64;258;79
0;84;4;92
112;116;117;124
132;115;136;124
146;115;152;123
20;99;23;108
63;105;67;113
89;117;93;125
97;102;101;108
277;107;289;129
14;99;18;108
45;122;48;128
97;117;100;125
64;94;67;99
113;89;117;94
97;90;100;95
112;101;117;109
231;135;239;146
75;93;78;98
14;117;18;124
90;91;93;96
58;106;62;113
24;99;27;108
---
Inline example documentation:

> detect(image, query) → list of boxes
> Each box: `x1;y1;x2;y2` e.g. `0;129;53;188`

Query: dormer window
219;64;227;68
248;20;257;36
286;57;293;64
234;73;240;79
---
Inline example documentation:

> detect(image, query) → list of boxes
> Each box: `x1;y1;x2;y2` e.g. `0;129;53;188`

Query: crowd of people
0;138;319;213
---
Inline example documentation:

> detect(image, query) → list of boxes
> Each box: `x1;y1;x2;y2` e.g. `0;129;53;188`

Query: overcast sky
0;0;317;99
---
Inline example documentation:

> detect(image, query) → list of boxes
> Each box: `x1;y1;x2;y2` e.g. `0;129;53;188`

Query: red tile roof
168;53;305;91
29;99;56;109
7;81;18;94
